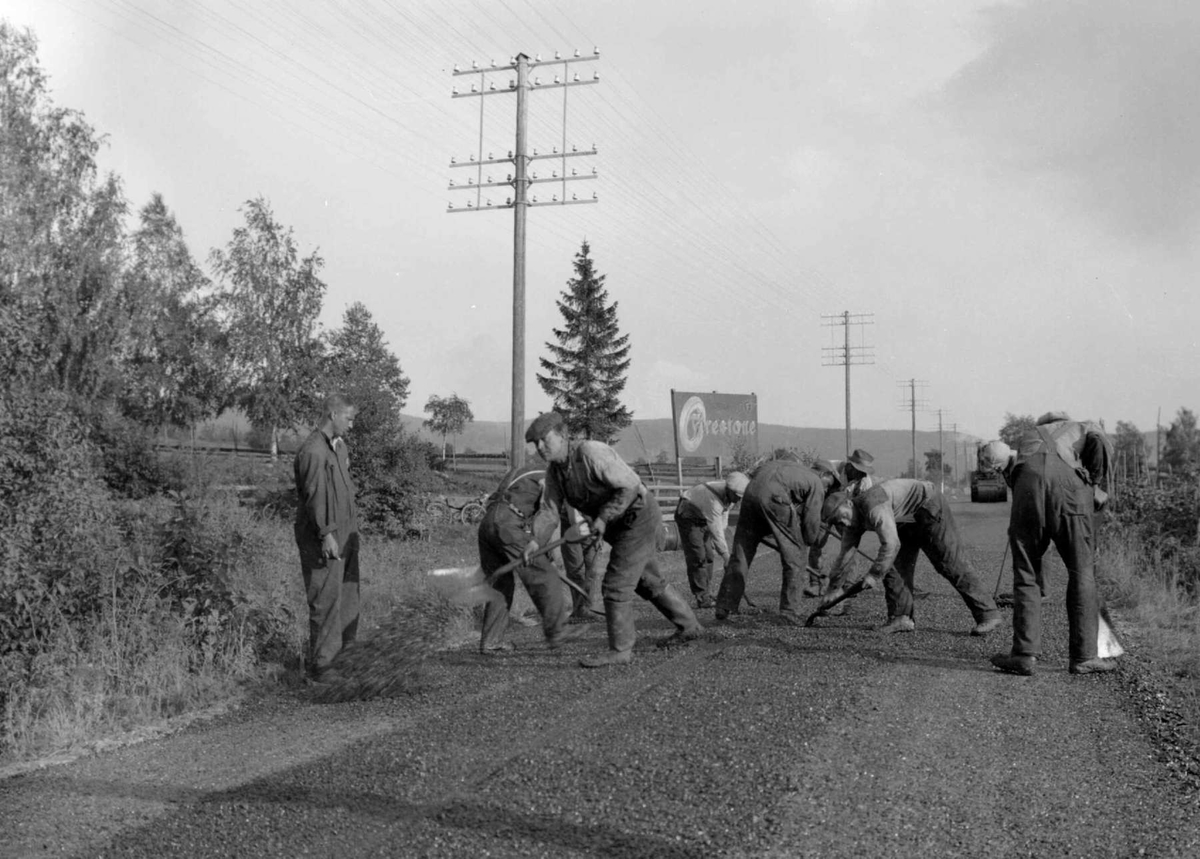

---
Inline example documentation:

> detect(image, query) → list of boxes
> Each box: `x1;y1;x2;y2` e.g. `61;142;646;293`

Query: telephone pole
931;408;951;493
822;311;874;456
449;50;600;465
897;379;928;478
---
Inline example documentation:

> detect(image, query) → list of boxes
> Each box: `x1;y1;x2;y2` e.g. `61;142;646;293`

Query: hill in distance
403;415;984;481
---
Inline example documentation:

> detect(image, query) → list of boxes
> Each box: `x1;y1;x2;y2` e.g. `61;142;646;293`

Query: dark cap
525;411;565;443
821;490;850;523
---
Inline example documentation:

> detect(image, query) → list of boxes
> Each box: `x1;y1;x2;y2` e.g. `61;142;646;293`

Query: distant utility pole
822;311;875;457
897;378;928;478
932;408;951;493
449;50;600;466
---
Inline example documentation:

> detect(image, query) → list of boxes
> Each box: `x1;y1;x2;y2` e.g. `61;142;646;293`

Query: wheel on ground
426;500;450;521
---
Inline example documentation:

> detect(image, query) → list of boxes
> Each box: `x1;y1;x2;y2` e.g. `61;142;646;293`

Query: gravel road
4;501;1199;857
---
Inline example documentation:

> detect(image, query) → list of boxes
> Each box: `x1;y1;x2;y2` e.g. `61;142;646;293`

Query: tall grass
1099;478;1200;679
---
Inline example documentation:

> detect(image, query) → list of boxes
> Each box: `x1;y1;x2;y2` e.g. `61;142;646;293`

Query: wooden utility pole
897;379;927;478
822;311;874;456
450;50;600;466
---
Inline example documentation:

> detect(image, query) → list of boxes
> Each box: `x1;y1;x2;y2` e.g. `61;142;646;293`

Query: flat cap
525;411;565;443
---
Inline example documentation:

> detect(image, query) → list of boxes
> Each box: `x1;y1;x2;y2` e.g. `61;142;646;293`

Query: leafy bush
1105;478;1200;595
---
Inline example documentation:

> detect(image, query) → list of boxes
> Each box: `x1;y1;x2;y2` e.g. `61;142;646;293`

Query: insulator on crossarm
449;179;456;186
488;152;493;159
593;72;600;81
572;193;578;200
553;194;558;202
535;53;542;62
592;192;598;200
553;146;558;154
486;199;492;206
592;167;597;175
554;75;561;84
491;59;497;67
593;47;600;56
453;64;460;72
552;171;558;178
572;145;578;152
573;73;580;82
452;86;458;95
467;200;474;208
509;80;515;88
489;82;496;90
467;177;474;185
508;150;513;158
534;77;541;85
448;202;454;209
506;197;512;205
555;51;561;59
470;83;477;92
472;60;478;69
469;153;475;161
450;156;457;164
574;49;581;58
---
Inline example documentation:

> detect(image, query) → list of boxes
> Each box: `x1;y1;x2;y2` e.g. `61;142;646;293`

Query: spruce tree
537;241;633;441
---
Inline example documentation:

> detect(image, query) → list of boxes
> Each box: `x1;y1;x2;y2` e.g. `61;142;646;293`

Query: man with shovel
525;411;702;667
982;412;1118;676
819;479;1002;635
713;458;838;624
477;462;581;655
804;451;876;597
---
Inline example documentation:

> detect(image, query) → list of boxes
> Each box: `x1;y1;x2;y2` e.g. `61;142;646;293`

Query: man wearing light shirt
821;478;1002;636
674;472;749;608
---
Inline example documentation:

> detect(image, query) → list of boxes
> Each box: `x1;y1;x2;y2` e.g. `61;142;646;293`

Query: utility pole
897;379;927;478
822;311;874;456
449;50;600;466
932;408;951;493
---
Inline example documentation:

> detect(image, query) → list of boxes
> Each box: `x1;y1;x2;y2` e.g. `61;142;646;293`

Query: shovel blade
427;566;491;605
1098;610;1125;659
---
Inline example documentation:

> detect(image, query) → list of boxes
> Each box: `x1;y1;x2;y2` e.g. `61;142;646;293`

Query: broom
311;529;592;704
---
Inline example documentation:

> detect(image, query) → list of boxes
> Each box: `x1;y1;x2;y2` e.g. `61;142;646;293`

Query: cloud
934;0;1200;245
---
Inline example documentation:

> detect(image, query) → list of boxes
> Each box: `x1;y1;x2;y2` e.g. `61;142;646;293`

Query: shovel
427;525;596;608
803;574;883;626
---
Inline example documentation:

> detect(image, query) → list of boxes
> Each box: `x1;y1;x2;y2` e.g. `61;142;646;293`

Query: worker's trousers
882;496;997;624
716;491;808;616
297;529;361;675
1008;452;1100;662
478;505;567;648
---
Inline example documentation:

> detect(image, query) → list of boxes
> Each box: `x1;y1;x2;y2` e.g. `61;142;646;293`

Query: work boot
971;615;1003;636
648;586;704;648
695;594;716;609
580;600;635;668
1069;658;1117;675
876;616;916;634
480;641;516;656
991;653;1036;676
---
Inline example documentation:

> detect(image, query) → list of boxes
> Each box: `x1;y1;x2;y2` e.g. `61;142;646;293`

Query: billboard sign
671;390;758;459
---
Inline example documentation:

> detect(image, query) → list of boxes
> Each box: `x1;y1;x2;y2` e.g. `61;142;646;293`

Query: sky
5;0;1199;443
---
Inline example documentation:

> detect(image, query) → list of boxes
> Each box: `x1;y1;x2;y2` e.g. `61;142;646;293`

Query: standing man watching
714;458;837;624
674;471;750;609
820;479;1002;635
526;412;702;667
293;393;361;682
984;411;1117;676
